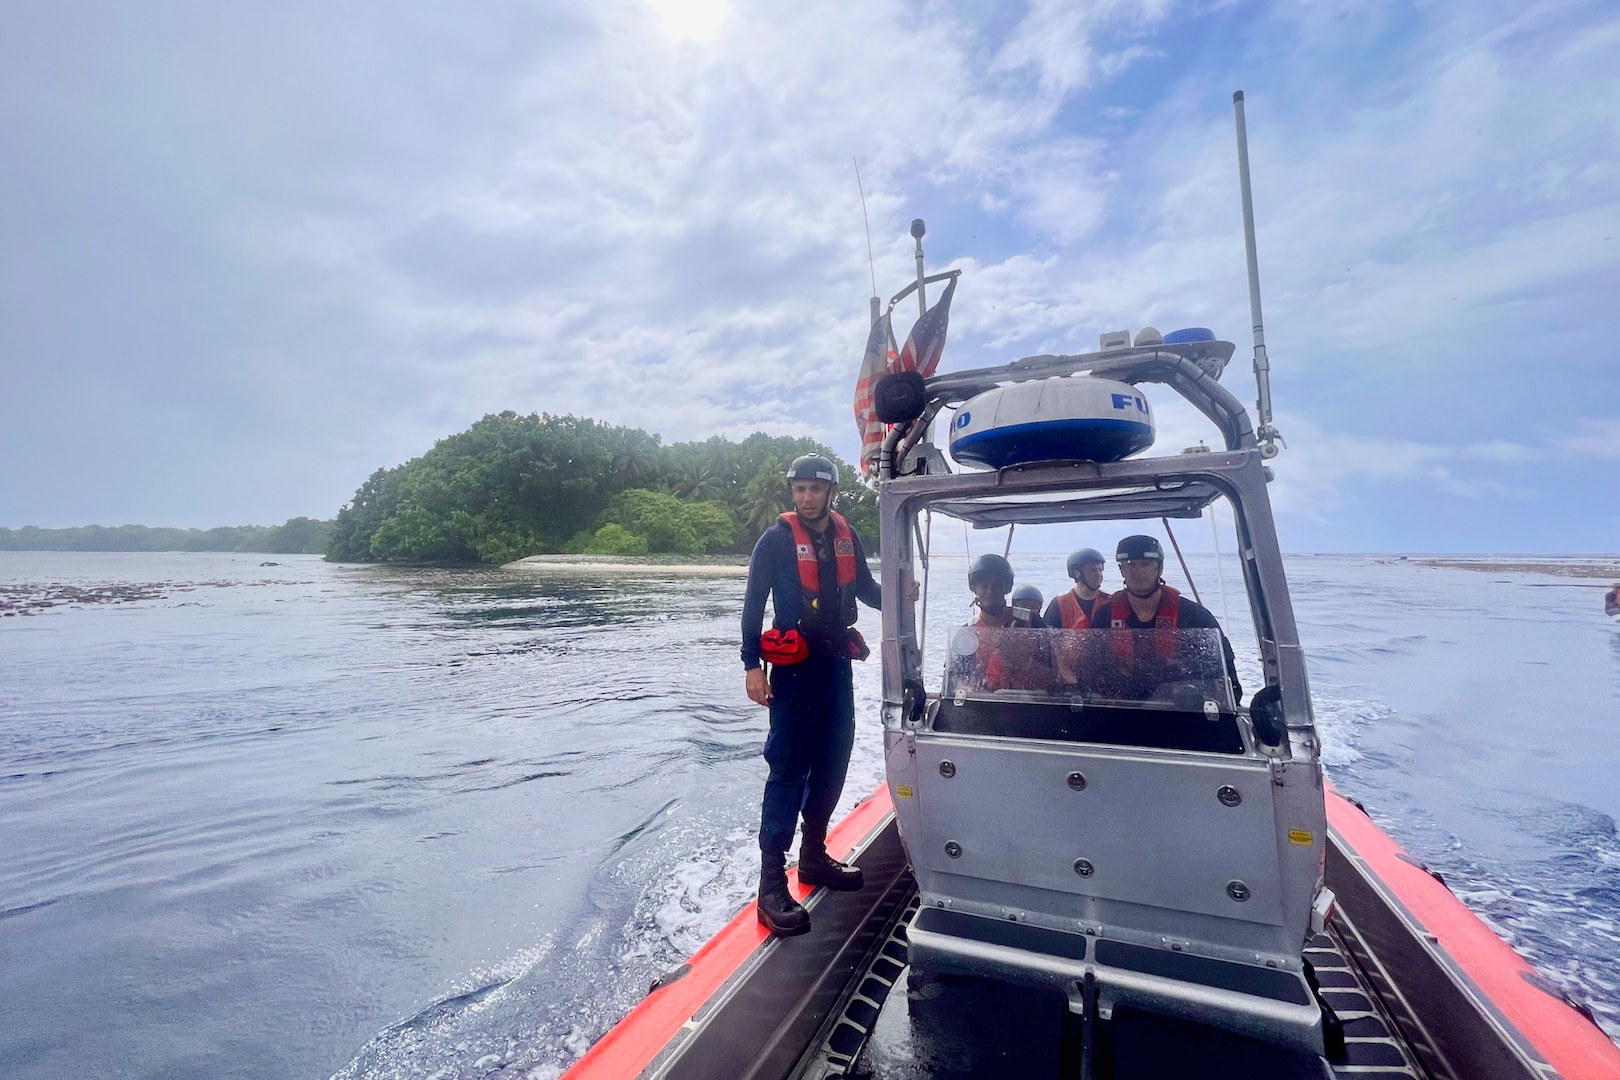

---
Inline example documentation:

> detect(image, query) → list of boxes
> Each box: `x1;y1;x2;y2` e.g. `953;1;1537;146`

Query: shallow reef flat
1404;557;1620;579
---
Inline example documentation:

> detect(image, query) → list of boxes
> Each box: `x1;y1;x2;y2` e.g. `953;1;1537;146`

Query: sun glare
648;0;727;42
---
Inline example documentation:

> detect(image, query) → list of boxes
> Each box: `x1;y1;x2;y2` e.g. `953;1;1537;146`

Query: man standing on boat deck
741;455;881;937
1102;535;1242;702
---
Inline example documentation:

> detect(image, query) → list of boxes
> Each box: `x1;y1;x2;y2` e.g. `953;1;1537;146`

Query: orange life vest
1055;588;1105;629
1052;590;1105;679
1107;585;1181;660
781;511;857;605
972;607;1038;690
769;511;867;663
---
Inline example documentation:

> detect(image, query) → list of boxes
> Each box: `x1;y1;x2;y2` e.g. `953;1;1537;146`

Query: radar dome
949;377;1155;470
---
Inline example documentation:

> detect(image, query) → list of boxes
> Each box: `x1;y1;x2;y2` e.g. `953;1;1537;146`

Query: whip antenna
854;158;880;322
1232;91;1283;459
910;218;928;319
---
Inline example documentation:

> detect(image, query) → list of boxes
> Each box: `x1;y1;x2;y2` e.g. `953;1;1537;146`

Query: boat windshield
943;626;1236;715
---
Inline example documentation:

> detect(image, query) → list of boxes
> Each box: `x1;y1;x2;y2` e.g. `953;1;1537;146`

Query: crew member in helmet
967;553;1028;628
1010;584;1047;627
740;454;881;937
955;554;1048;692
1046;547;1109;686
1096;534;1242;702
1044;548;1109;629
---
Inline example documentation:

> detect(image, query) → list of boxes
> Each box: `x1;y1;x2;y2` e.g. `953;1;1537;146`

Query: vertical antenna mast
1232;91;1282;459
910;218;928;319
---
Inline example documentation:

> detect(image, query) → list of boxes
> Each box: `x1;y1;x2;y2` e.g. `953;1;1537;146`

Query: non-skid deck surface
803;903;1422;1080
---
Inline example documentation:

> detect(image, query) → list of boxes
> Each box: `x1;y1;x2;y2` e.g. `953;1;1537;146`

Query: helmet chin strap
795;486;835;524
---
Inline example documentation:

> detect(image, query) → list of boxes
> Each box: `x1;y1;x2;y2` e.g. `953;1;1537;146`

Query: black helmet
967;553;1014;591
785;454;838;485
1010;584;1043;608
1066;548;1105;575
1115;534;1164;563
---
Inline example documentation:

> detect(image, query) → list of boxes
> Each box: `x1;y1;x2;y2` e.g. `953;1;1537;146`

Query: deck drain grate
798;895;920;1078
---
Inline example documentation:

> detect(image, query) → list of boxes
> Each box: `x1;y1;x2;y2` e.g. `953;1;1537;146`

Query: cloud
992;0;1173;102
1552;417;1620;460
948;12;1620;372
1259;412;1620;520
252;0;1176;455
1;0;1616;552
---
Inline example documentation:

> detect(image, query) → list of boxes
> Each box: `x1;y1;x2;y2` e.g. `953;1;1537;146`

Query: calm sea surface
2;551;1617;1078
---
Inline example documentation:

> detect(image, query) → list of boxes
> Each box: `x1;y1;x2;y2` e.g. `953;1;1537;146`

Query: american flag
852;276;959;477
897;274;956;379
853;310;897;476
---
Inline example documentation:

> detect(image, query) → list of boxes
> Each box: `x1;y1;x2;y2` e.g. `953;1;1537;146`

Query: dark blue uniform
741;520;881;856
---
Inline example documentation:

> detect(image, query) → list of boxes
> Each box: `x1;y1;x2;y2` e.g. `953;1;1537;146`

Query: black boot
798;823;864;891
757;854;811;937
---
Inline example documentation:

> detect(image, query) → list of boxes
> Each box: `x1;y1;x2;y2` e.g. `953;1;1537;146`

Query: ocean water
1;550;1616;1078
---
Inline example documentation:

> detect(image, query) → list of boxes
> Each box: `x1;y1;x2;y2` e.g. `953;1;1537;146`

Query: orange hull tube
561;788;894;1080
1325;785;1619;1080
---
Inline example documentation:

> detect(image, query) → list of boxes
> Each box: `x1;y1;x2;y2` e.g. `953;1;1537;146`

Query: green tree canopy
326;412;872;564
583;522;649;556
581;489;737;555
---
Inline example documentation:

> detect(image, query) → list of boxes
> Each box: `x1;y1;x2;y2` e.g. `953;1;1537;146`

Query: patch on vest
796;544;813;559
834;538;854;556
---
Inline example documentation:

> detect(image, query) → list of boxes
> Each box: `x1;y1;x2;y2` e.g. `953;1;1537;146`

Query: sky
1;0;1616;552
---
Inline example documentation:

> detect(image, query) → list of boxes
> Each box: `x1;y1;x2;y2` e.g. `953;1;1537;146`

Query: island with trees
323;411;875;565
1;413;874;567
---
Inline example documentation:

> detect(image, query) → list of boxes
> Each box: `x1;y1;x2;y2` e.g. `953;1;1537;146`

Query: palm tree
611;433;664;485
672;462;723;501
738;467;793;536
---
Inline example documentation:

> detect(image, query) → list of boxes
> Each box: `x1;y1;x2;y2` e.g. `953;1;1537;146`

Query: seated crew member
1043;548;1110;629
740;454;881;938
967;553;1027;629
957;554;1047;692
1010;584;1047;627
1045;547;1110;686
1094;534;1242;704
1606;583;1620;618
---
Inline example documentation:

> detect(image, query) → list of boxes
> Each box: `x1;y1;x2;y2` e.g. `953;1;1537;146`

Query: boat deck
563;792;1620;1080
798;894;1423;1080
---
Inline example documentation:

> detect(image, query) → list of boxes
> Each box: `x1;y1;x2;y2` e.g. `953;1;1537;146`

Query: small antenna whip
854;158;879;321
1232;91;1283;459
